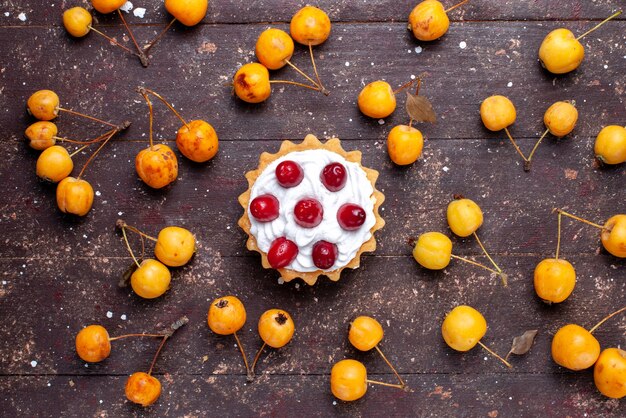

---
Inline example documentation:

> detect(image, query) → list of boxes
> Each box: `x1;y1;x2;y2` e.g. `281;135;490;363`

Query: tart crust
237;134;385;285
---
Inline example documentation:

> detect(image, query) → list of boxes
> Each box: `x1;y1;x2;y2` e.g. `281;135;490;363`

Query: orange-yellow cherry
601;214;626;258
533;258;576;304
258;309;295;349
25;121;58;150
56;177;94;216
125;372;162;407
330;359;368;402
594;126;626;165
207;296;246;335
480;95;516;131
36;145;73;182
290;6;331;46
349;316;383;351
358;81;396;119
594;348;626;399
551;324;600;370
154;226;196;267
63;7;92;37
176;120;218;163
255;28;295;70
446;198;483;237
27;90;60;121
387;125;424;165
408;0;450;41
130;259;171;299
91;0;126;14
75;324;111;363
441;305;486;352
413;232;452;270
544;101;578;137
233;63;271;104
135;144;178;189
165;0;208;26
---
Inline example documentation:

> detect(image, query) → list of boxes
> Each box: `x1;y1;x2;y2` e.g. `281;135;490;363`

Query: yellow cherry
551;324;600;370
358;81;396;119
539;28;584;74
25;121;58;150
412;232;452;270
27;90;60;121
75;325;111;363
56;177;94;216
258;309;295;349
543;101;578;137
387;125;424;165
255;28;295;70
601;214;626;258
176;120;219;163
36;145;73;182
154;226;196;267
594;348;626;399
533;258;576;304
91;0;126;14
480;95;516;132
330;359;368;402
441;305;487;352
349;316;383;352
125;372;162;406
63;7;92;37
207;296;246;335
290;6;331;46
130;259;171;299
446;198;483;237
165;0;208;26
135;144;178;189
233;63;271;104
594;126;626;165
408;0;450;41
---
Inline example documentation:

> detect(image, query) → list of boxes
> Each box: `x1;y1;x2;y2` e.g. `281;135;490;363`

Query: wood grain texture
0;0;625;416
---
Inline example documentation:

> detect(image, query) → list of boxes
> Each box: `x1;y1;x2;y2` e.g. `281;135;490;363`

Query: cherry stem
140;234;146;260
445;0;471;13
504;127;529;163
88;26;135;55
143;18;176;54
116;220;158;242
57;107;116;128
555;211;562;260
148;335;168;375
393;79;418;95
117;9;149;67
121;226;141;268
270;80;322;92
232;331;252;378
69;144;89;158
109;333;165;341
375;345;406;388
553;208;605;230
472;232;503;275
146;316;188;375
366;379;405;389
54;131;112;145
249;342;267;379
139;86;189;128
525;128;550;171
284;59;324;92
450;254;503;277
576;11;622;41
77;128;116;179
589;306;626;334
139;90;154;148
308;43;328;95
478;341;512;368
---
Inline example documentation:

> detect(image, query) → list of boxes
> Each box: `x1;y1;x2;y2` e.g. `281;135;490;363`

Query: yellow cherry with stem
387;79;425;165
442;305;512;368
408;0;471;42
525;101;578;171
255;28;328;95
207;296;251;377
135;90;178;189
480;95;529;166
290;6;331;93
552;306;626;371
594;125;626;165
138;86;219;163
232;63;320;104
249;309;295;380
124;316;189;407
359;78;422;119
539;11;622;74
26;121;115;151
330;359;405;402
413;232;508;285
554;208;626;258
348;316;406;388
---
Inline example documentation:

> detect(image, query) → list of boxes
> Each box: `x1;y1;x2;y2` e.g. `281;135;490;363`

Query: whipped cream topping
249;149;376;272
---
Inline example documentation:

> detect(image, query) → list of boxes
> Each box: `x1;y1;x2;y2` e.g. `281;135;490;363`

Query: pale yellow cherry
539;29;584;74
412;232;452;270
387;125;424;165
446;198;483;238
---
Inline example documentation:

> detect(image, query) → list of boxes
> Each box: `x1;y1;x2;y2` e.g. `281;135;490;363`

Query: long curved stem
576;11;622;40
250;342;267;377
121;227;141;268
555;211;562;260
445;0;471;13
270;80;321;92
284;60;322;90
393;79;417;95
472;232;502;273
117;9;148;67
308;43;328;95
109;333;165;341
478;341;512;368
88;26;135;55
525;128;550;171
121;222;158;242
366;379;405;389
504;127;529;163
554;208;604;230
143;18;176;54
139;87;189;128
450;254;503;278
375;346;405;388
148;336;168;375
589;306;626;334
232;332;251;377
69;145;89;158
57;107;116;128
77;129;116;179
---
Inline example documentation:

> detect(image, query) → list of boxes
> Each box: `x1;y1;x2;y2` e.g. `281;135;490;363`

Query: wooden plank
1;0;625;26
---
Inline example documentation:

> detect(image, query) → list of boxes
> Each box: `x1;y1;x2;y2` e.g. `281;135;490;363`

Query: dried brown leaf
118;261;140;288
406;92;436;123
506;330;538;360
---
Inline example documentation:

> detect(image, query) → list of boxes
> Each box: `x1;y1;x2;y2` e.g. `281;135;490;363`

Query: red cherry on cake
250;194;279;222
276;160;304;188
337;203;366;231
321;162;347;192
312;240;338;270
268;237;299;269
294;198;324;228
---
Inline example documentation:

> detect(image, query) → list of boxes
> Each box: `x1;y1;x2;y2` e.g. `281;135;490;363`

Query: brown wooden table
1;1;624;416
